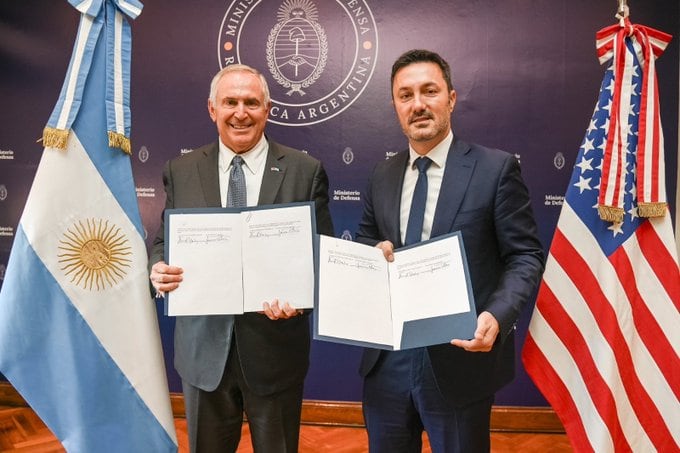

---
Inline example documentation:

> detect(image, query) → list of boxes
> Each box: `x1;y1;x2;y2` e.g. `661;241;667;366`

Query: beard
404;111;449;143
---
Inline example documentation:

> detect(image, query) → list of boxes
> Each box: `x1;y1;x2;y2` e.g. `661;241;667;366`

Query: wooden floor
0;406;573;452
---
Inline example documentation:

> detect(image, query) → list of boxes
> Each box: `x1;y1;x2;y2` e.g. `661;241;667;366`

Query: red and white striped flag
522;19;680;453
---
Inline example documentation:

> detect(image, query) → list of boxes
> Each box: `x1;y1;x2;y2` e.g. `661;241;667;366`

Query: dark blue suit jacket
356;137;544;406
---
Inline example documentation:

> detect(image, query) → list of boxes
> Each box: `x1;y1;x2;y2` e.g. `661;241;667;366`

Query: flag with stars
0;1;177;451
522;19;680;453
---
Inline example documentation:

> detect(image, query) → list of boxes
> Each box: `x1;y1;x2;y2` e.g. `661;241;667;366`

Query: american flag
522;21;680;453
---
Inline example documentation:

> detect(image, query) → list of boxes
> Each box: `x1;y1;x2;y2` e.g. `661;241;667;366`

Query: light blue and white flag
0;1;177;451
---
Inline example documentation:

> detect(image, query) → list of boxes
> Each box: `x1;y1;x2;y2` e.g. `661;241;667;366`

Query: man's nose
412;94;427;111
234;102;248;117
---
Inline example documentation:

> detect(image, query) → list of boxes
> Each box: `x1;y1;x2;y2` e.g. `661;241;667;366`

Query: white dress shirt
218;135;268;208
399;131;453;245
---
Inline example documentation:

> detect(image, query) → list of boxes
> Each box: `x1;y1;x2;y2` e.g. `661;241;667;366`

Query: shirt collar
408;130;453;169
218;135;268;175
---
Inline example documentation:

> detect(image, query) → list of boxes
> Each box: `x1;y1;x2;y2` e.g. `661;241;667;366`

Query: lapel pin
270;167;281;172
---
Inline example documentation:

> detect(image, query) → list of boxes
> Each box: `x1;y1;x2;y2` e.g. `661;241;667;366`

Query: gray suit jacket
149;139;334;395
356;137;544;406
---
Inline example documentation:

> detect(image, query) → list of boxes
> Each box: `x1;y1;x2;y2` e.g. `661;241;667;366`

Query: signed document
166;211;243;315
241;205;315;312
164;202;316;316
314;232;477;350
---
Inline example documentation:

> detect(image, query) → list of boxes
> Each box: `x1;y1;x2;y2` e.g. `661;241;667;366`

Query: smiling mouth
229;123;252;130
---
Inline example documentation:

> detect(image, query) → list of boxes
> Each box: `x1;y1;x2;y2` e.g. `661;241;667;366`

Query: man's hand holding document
314;232;477;350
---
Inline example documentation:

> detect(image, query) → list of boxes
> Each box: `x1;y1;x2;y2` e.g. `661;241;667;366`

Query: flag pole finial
616;0;629;27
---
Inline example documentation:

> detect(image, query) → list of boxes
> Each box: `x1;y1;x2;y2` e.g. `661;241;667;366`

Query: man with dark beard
355;49;544;452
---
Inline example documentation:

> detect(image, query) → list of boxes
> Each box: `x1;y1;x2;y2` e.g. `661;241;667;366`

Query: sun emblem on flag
266;0;328;96
58;218;132;291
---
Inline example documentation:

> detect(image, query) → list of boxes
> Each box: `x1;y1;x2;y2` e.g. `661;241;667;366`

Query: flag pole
615;0;629;27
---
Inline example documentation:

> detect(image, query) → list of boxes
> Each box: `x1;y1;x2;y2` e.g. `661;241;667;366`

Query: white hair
208;64;271;106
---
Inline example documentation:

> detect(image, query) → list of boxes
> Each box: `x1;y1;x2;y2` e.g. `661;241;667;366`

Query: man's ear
207;99;217;122
449;89;457;113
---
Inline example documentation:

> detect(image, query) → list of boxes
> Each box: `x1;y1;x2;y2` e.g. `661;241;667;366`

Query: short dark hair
391;49;453;93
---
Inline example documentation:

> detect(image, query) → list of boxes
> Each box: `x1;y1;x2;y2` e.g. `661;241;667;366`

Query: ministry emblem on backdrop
218;0;378;126
266;1;328;96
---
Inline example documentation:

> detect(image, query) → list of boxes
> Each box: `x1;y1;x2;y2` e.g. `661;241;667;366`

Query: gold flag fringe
108;131;131;155
598;205;625;223
42;127;70;150
638;202;667;218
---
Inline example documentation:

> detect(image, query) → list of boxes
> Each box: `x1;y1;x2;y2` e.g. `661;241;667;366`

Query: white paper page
317;236;393;346
241;205;315;312
167;212;243;315
388;235;472;347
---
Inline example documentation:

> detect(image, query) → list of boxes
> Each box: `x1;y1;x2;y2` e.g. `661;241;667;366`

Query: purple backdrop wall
1;0;678;406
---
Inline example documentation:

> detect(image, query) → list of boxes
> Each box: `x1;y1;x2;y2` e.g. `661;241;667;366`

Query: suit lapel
197;143;222;207
258;141;285;205
431;139;475;237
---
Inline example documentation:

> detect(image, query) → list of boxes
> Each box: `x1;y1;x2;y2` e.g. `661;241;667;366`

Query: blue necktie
404;156;432;246
227;155;246;208
225;156;245;354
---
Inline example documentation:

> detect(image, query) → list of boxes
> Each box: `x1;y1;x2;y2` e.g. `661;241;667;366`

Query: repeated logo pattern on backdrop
0;0;677;407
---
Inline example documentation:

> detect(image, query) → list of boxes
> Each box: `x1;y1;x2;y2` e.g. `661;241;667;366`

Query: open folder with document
314;232;477;350
164;202;316;316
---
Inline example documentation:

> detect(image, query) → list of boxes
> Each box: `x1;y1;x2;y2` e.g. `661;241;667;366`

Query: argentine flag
0;1;177;451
